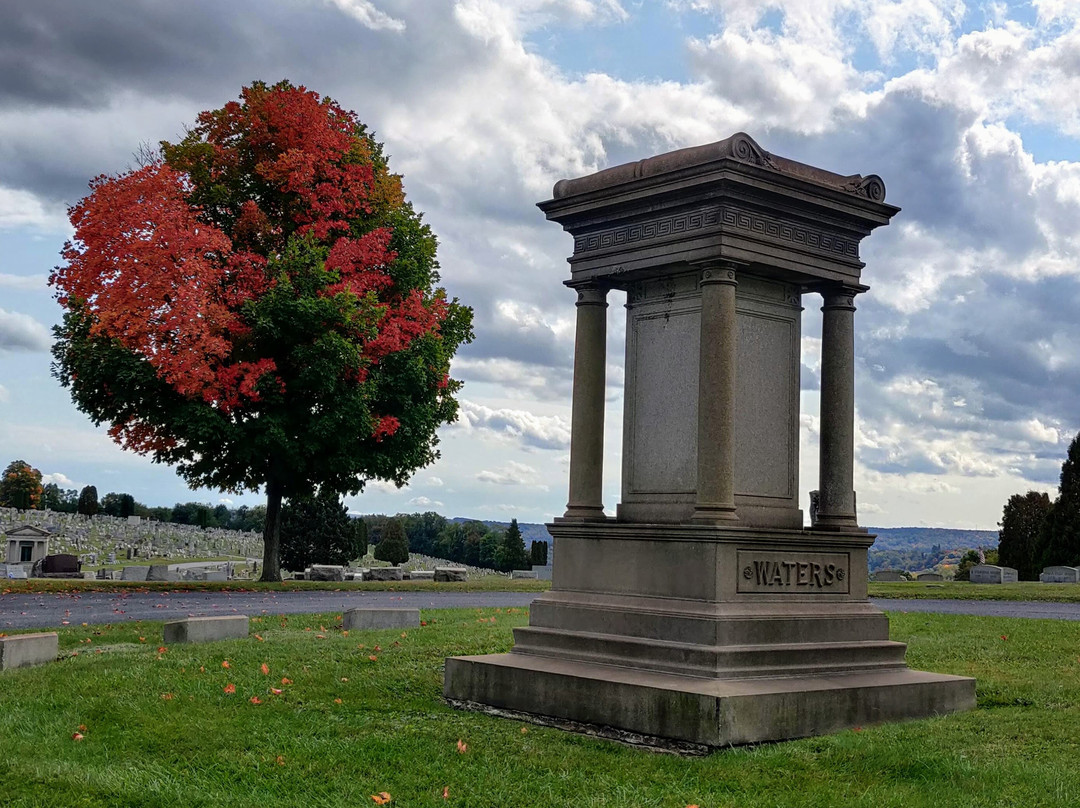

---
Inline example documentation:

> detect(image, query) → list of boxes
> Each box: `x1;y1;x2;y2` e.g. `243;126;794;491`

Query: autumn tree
997;491;1052;579
0;460;43;510
280;489;367;572
374;518;409;566
51;81;472;580
77;485;99;516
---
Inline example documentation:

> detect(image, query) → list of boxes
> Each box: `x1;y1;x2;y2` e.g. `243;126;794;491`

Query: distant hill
447;519;998;573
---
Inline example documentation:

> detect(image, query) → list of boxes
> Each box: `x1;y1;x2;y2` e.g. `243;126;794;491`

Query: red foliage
52;82;448;452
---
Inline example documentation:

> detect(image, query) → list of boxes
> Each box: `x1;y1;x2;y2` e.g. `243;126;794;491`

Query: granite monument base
444;522;975;747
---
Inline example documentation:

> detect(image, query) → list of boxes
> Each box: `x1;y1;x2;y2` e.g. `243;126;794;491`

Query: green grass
2;609;1080;807
870;581;1080;602
0;577;551;595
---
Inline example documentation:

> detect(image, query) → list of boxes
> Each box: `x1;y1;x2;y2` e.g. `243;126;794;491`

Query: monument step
445;652;976;748
511;626;908;679
530;598;891;645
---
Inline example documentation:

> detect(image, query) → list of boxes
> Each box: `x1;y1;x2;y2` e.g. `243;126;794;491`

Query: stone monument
444;133;975;747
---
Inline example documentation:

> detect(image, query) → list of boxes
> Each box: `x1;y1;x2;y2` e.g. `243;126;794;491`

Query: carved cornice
572;204;859;260
550;132;887;203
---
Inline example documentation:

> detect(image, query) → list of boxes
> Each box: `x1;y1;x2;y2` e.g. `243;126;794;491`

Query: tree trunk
260;478;284;582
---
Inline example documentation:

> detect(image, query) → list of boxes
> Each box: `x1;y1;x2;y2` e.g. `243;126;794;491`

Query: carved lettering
736;551;851;594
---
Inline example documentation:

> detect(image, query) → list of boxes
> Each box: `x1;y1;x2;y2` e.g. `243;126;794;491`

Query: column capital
698;262;740;288
818;283;864;312
574;285;608;307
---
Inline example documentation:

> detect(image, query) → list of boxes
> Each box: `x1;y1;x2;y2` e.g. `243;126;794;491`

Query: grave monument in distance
444;133;976;747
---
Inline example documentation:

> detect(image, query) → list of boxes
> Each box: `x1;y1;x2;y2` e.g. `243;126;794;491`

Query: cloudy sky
1;0;1078;529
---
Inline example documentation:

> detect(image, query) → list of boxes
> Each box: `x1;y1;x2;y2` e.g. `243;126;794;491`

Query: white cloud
455;400;571;450
0;308;51;353
476;461;541;486
218;497;234;505
408;495;444;507
41;472;77;488
0;384;8;403
0;185;69;231
427;476;444;487
324;0;406;32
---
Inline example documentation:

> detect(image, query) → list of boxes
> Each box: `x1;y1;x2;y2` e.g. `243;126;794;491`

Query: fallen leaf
521;727;528;734
160;693;174;700
139;637;145;643
442;786;449;799
456;739;468;753
223;683;236;695
370;792;392;804
271;688;283;695
400;632;407;638
369;655;378;662
276;755;285;766
374;645;382;652
1001;635;1008;641
261;663;270;675
334;698;343;704
255;634;265;642
316;634;327;639
157;646;167;653
222;660;231;669
341;677;349;682
250;696;262;705
420;620;427;626
72;732;84;741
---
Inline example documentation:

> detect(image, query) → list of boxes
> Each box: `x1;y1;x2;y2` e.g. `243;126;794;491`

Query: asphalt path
5;591;1080;630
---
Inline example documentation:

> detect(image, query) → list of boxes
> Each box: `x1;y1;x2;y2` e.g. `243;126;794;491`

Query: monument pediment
3;525;52;538
539;132;900;287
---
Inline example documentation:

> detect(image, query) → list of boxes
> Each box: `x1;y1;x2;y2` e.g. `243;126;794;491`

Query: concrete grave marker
0;633;58;671
1040;566;1080;583
444;132;975;748
434;567;467;582
970;564;1018;584
163;616;249;644
343;608;420;630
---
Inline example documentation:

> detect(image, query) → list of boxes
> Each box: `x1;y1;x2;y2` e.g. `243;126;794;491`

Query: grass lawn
869;581;1080;602
2;609;1079;807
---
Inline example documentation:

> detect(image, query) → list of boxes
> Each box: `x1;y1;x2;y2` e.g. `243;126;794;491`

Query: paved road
0;590;540;630
4;592;1080;630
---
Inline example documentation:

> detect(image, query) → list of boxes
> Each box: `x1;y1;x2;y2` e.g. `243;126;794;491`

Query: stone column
815;285;859;530
693;263;739;523
564;285;608;520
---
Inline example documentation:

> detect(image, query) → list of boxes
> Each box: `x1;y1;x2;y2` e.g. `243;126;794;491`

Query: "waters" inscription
736;550;850;594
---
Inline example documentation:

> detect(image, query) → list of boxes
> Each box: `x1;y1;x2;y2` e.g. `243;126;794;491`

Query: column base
561;505;608;521
812;513;860;531
691;504;739;524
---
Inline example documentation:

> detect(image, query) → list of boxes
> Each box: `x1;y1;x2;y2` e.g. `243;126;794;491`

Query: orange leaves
250;696;263;705
254;634;265;642
370;793;392;805
260;663;270;675
442;786;449;800
334;698;343;705
281;678;293;685
157;646;167;654
276;755;286;767
456;739;468;754
368;655;378;662
222;660;231;669
223;683;236;695
72;732;84;742
160;693;174;701
271;688;283;695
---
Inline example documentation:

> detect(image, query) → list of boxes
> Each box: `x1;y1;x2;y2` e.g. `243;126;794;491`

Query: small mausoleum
4;524;51;566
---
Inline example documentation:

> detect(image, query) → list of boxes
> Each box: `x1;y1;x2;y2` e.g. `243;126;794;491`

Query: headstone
120;566;149;582
445;132;974;748
163;616;249;644
146;564;178;582
367;567;404;582
7;565;28;580
0;632;59;671
872;570;905;582
41;554;80;575
969;564;1019;584
434;567;467;583
107;553;117;564
511;570;538;579
1040;566;1080;583
306;565;346;582
342;608;420;630
409;570;435;581
531;564;553;581
916;573;943;582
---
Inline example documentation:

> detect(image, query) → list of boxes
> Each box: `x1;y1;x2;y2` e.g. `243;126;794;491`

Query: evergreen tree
496;518;528;572
280;490;367;571
77;485;99;516
530;539;548;566
997;491;1052;579
374;518;410;566
1043;432;1080;566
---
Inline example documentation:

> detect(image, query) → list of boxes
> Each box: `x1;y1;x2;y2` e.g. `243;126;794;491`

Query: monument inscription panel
736;549;850;594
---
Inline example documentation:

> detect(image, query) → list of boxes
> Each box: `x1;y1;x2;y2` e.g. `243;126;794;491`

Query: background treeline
997;432;1080;580
363;513;547;572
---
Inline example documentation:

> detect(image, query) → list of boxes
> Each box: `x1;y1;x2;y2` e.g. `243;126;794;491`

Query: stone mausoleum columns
693;263;739;523
815;285;859;530
564;285;608;520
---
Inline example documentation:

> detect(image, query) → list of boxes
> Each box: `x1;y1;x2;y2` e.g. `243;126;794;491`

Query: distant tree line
363;512;538;573
997;432;1080;580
